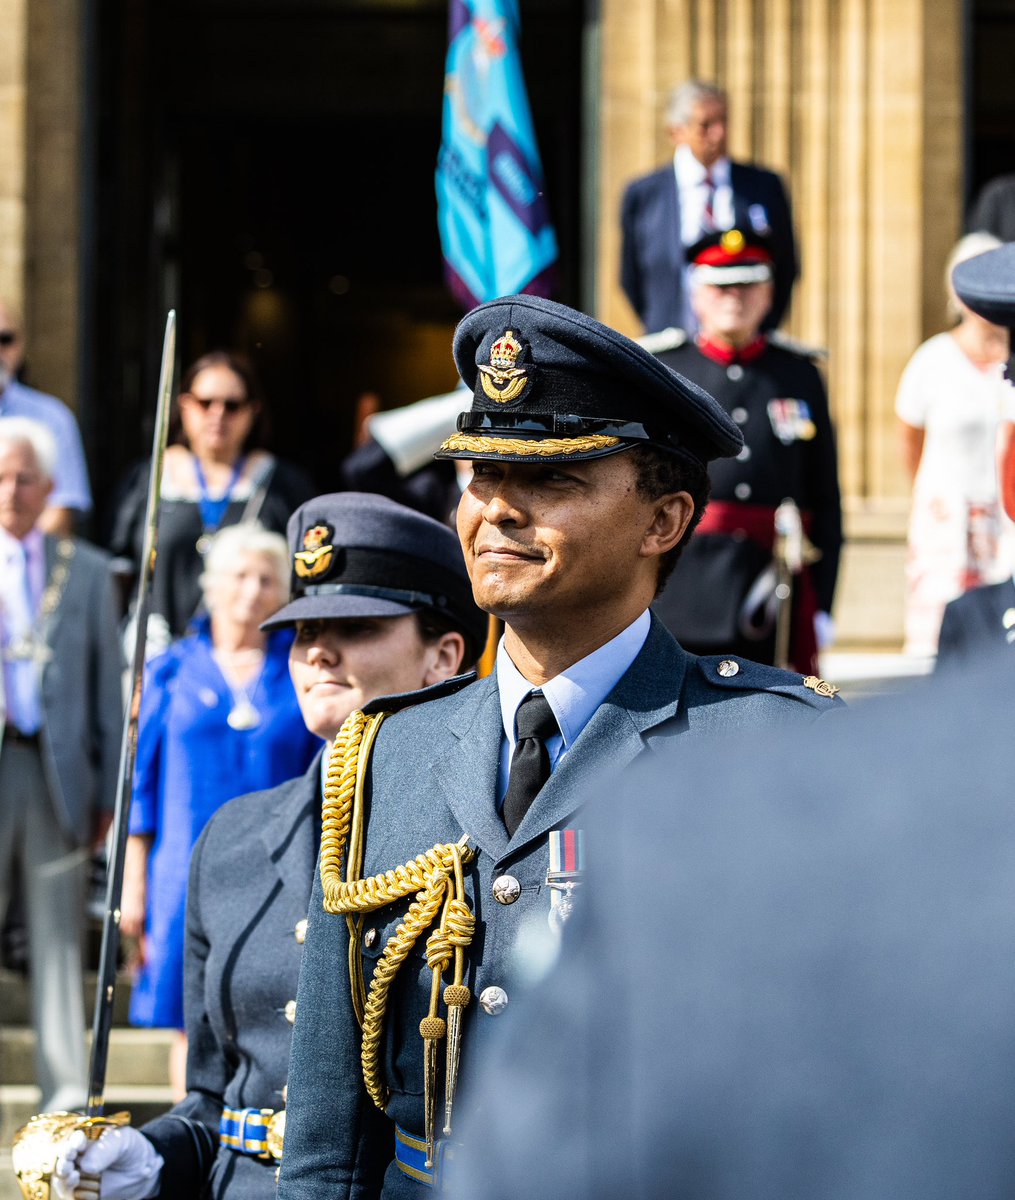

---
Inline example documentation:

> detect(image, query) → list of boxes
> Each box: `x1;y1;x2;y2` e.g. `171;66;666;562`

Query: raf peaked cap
435;294;743;466
952;243;1015;326
686;227;775;285
262;491;486;648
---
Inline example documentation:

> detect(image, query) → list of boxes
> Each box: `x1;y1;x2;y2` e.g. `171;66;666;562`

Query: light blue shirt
0;379;93;512
495;609;652;805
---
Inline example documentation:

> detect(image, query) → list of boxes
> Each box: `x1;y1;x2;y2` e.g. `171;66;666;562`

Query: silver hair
198;522;290;610
666;80;727;128
0;415;58;481
946;231;1002;324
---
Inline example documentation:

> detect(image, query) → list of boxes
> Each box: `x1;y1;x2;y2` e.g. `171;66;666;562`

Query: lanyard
193;455;247;536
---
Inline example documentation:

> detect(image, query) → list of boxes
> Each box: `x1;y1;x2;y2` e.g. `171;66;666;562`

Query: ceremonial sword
11;312;177;1198
87;310;176;1116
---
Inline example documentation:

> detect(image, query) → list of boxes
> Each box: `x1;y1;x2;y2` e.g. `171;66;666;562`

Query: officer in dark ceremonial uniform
275;296;843;1200
649;229;843;674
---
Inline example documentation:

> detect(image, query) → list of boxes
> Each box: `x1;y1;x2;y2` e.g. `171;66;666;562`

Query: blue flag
436;0;559;309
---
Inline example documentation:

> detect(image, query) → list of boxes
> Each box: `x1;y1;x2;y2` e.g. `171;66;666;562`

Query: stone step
0;1151;18;1200
0;1027;175;1087
0;969;133;1026
0;1084;173;1154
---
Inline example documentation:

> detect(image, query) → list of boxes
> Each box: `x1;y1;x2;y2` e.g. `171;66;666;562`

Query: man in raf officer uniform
277;295;843;1200
649;229;843;674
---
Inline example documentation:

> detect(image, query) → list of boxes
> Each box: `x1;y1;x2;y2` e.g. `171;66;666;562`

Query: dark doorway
967;0;1015;209
88;0;584;530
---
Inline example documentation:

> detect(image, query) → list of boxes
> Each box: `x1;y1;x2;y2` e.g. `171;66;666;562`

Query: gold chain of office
319;709;476;1159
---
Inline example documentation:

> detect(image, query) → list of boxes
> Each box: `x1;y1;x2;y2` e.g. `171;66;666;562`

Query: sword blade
86;312;176;1117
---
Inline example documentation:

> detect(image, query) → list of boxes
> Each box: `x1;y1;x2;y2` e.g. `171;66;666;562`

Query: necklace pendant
196;533;213;556
227;699;262;731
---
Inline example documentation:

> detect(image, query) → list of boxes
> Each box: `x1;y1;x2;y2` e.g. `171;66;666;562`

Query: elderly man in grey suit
0;416;121;1109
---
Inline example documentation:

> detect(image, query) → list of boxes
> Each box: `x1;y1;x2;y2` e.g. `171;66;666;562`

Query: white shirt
673;147;733;331
495;610;652;805
0;525;45;731
674;146;733;244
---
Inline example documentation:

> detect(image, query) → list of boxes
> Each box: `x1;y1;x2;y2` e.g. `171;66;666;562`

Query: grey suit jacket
935;578;1015;672
278;617;841;1199
0;535;122;845
143;755;323;1200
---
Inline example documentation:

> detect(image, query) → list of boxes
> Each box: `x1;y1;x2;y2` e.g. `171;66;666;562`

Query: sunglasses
0;331;19;347
183;394;251;415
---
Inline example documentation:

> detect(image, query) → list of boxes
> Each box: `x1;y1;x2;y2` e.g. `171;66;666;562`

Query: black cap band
299;582;449;609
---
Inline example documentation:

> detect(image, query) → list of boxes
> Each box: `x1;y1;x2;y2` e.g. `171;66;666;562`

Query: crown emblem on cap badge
720;229;746;254
477;329;531;404
294;523;334;579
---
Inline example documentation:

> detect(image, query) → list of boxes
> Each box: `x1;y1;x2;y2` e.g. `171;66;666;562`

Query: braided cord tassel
442;842;473;1135
316;708;478;1122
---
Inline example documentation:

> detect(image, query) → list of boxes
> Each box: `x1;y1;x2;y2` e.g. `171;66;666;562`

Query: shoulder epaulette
696;655;843;702
361;670;477;716
637;326;688;356
767;330;828;362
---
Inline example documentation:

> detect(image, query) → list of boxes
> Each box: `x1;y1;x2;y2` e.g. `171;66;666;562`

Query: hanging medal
546;828;584;931
194;455;247;555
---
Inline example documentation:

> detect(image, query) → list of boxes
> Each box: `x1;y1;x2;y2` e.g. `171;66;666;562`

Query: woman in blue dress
121;523;320;1096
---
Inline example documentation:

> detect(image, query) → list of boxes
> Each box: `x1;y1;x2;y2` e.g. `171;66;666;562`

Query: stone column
597;0;963;646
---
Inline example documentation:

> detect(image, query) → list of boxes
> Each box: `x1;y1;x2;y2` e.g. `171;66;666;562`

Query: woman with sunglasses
109;351;314;651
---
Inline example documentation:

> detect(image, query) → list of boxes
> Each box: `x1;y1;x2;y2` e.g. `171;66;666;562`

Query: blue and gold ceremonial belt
219;1107;274;1158
394;1125;458;1188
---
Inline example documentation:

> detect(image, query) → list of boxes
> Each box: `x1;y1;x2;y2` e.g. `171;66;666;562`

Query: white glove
52;1127;163;1200
814;610;836;650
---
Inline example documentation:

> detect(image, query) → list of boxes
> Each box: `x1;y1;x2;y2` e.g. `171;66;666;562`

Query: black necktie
502;692;559;837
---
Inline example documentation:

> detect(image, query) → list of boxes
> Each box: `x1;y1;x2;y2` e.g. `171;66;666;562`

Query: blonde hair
198;523;289;609
946;231;1002;324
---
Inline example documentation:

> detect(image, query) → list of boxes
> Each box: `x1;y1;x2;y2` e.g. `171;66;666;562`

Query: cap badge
294;523;334;579
478;329;531;404
720;229;746;254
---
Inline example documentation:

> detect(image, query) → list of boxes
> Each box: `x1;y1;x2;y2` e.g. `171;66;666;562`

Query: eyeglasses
0;331;20;347
183;394;251;415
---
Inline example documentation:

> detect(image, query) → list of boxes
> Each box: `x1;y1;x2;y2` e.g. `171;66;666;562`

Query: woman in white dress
896;232;1013;656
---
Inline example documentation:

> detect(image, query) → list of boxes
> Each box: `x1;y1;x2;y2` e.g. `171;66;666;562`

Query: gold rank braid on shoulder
440;432;622;457
318;708;477;1162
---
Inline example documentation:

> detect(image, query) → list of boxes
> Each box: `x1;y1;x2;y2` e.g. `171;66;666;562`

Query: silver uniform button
491;874;521;905
736;445;751;462
727;364;744;381
717;659;740;677
294;918;308;945
734;482;752;500
284;1000;297;1024
731;406;748;424
479;986;509;1016
363;927;378;949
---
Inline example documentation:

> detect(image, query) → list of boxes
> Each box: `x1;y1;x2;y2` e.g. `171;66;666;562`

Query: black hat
686;228;775;285
262;492;486;650
952;243;1015;326
434;294;742;466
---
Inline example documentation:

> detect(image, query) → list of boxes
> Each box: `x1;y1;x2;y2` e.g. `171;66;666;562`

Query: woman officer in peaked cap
49;492;486;1200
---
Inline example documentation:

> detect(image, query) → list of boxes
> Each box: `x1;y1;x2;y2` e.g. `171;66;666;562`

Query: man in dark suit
0;416;121;1111
620;79;798;335
275;295;842;1199
936;577;1015;670
450;660;1015;1200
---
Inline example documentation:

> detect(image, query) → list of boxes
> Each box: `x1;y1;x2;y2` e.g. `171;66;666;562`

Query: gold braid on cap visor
319;709;476;1169
439;432;622;457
